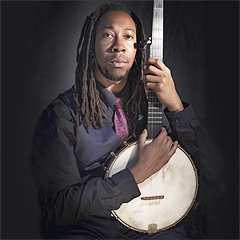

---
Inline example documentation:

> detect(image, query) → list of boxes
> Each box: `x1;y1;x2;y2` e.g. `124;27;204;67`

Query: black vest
59;88;147;183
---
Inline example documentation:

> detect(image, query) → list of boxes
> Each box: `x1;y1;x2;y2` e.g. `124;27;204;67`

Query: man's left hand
144;58;184;113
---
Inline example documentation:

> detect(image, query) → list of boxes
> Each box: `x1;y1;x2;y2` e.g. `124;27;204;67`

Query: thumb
138;129;147;149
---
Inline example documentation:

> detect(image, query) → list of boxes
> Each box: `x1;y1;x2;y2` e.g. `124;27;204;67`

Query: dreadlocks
74;3;147;139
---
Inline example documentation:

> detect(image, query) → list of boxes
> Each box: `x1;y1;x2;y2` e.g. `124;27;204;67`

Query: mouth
109;57;128;68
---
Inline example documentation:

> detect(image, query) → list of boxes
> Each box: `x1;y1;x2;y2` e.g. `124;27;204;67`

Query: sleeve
30;98;140;227
164;102;200;155
164;102;227;199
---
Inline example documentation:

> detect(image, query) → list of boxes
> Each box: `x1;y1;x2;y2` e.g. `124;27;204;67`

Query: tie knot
115;97;124;109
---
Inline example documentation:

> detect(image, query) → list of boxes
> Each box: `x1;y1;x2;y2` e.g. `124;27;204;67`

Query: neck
95;75;128;96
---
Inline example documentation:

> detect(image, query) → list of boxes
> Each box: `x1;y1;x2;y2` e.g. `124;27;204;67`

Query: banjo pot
103;140;198;234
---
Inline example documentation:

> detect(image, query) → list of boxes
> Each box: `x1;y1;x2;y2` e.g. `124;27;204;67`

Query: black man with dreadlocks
30;2;217;239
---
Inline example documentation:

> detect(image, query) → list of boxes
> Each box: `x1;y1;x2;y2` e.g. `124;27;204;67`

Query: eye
125;35;134;40
102;32;114;38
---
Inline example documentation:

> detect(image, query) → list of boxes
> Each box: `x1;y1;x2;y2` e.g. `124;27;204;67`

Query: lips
109;57;128;68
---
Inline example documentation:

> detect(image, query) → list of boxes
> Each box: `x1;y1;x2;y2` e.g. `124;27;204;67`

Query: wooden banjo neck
147;0;164;139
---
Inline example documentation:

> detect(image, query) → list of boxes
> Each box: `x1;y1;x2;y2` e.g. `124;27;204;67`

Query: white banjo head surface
107;140;198;233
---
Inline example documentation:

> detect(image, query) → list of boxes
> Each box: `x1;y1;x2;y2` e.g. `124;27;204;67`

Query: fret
147;105;161;108
148;106;162;109
148;112;162;115
148;117;163;119
148;111;162;114
148;106;161;109
148;99;160;103
147;112;162;115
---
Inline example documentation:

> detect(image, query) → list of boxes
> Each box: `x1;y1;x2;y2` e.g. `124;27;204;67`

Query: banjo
103;0;198;234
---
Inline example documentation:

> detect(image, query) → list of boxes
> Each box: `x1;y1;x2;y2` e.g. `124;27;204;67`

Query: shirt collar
96;79;131;110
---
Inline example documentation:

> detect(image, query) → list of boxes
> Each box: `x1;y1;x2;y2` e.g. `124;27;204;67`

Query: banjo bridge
141;195;164;200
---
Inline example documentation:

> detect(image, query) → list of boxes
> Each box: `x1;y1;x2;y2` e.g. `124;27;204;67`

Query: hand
129;128;178;184
144;58;184;113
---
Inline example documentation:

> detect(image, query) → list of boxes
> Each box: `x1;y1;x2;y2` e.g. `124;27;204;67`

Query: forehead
96;10;136;32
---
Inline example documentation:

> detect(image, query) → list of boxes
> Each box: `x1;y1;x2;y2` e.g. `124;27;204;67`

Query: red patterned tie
114;97;132;143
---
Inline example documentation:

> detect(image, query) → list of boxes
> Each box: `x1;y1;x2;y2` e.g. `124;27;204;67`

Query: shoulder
36;88;75;130
33;88;76;143
45;87;75;121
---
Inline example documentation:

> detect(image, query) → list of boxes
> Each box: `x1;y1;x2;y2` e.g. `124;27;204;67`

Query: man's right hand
129;128;178;184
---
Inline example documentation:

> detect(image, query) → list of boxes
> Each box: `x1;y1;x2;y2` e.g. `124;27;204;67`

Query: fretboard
147;0;164;139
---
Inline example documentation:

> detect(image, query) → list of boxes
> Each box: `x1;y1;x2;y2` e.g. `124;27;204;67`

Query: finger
168;141;178;156
145;72;166;83
145;81;163;91
144;73;158;82
154;127;167;144
144;65;161;76
138;129;147;149
162;132;171;145
144;58;167;70
166;136;173;151
145;75;160;84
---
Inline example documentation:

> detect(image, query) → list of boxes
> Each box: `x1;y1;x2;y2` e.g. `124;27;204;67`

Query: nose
112;37;126;53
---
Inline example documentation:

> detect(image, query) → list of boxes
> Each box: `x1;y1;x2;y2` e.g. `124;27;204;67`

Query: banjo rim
104;140;199;233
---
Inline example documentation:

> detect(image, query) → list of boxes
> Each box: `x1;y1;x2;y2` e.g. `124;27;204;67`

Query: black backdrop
1;1;239;239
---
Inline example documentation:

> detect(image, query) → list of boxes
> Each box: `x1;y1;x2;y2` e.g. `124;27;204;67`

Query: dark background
1;0;239;239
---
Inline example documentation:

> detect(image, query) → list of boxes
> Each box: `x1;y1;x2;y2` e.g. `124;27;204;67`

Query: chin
109;71;129;81
104;68;129;81
97;62;130;81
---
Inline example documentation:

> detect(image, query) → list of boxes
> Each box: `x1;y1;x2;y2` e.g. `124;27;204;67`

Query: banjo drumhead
106;140;198;233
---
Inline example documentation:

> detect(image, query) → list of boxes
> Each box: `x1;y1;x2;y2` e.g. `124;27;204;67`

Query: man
30;2;218;239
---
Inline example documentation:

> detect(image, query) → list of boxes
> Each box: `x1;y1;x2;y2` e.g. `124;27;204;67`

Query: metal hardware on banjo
103;0;198;234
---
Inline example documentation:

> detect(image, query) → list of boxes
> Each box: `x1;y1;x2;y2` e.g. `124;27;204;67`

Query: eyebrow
100;26;136;33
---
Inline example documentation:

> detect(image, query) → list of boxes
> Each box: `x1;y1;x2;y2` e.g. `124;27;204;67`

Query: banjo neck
147;0;164;139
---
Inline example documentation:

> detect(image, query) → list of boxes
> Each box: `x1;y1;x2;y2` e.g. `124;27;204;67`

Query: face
94;11;137;82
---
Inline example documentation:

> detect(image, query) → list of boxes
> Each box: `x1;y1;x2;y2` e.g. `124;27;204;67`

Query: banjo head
104;140;198;233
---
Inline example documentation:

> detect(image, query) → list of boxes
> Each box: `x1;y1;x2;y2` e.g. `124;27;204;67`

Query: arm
129;58;183;183
30;99;140;226
133;58;226;197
